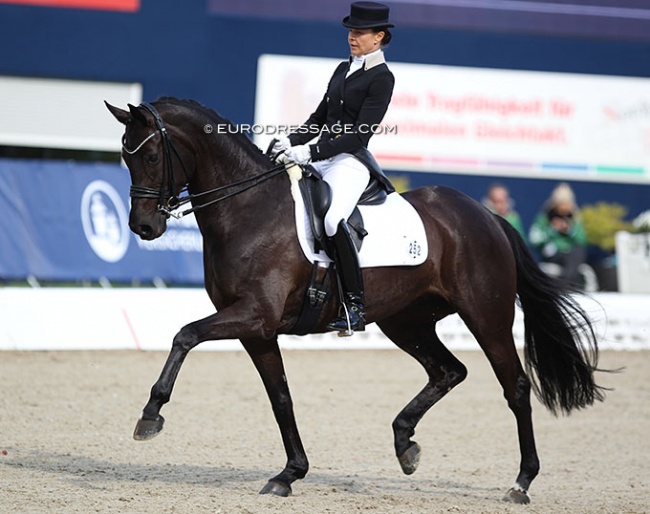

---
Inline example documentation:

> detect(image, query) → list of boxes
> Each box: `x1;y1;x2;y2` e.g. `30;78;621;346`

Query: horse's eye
147;154;159;165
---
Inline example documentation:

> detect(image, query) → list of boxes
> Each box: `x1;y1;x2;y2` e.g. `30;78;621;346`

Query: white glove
270;135;291;158
285;144;312;165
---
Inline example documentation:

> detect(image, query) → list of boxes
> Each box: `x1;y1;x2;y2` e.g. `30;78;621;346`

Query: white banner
0;288;648;351
0;76;141;152
254;54;650;184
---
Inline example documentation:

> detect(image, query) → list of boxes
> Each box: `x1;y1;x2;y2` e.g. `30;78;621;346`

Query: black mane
155;96;272;167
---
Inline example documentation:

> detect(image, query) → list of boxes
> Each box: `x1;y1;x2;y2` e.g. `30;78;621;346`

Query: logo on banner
81;180;130;263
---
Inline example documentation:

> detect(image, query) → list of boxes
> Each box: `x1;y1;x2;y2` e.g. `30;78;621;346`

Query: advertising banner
0;77;142;152
254;54;650;184
0;159;203;284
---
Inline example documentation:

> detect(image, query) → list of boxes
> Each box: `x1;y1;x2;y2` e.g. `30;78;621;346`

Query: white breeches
310;153;370;237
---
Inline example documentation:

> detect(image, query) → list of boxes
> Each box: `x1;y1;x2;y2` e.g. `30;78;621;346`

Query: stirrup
326;303;365;337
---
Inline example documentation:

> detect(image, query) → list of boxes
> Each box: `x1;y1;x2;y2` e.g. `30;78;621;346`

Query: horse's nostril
139;225;153;237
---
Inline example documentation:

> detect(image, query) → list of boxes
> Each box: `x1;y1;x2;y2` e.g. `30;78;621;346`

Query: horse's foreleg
241;338;308;497
378;310;468;475
134;305;259;441
133;323;201;440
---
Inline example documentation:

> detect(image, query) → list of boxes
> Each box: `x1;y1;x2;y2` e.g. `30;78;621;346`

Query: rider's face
348;28;384;57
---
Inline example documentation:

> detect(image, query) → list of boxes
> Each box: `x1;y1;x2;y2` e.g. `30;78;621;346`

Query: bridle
122;102;186;215
123;102;288;219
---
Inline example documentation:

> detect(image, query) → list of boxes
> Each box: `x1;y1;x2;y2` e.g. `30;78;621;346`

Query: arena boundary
0;288;647;351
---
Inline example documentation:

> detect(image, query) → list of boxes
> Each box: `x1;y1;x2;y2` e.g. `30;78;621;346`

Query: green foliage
581;202;634;251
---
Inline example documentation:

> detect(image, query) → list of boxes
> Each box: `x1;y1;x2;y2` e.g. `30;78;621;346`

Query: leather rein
123;102;288;219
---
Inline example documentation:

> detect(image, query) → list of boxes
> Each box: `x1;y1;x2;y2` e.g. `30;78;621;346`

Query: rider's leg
326;219;366;333
314;154;369;238
311;154;369;334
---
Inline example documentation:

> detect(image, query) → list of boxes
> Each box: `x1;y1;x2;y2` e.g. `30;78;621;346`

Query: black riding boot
326;220;366;335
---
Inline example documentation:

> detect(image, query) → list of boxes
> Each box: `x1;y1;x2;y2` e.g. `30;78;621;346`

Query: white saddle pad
289;170;428;268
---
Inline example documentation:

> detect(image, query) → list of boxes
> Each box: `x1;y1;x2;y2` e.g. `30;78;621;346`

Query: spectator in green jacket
528;182;588;287
482;183;527;241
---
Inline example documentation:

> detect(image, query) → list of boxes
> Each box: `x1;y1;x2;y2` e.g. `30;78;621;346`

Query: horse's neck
189;135;292;240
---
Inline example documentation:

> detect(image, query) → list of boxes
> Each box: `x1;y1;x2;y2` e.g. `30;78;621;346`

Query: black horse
106;98;604;503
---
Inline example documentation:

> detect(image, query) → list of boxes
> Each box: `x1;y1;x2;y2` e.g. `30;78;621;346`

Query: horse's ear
127;103;148;125
105;101;131;125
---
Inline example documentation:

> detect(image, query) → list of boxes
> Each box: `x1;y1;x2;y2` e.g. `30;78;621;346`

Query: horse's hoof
133;415;165;441
503;486;531;504
259;480;292;497
398;442;421;475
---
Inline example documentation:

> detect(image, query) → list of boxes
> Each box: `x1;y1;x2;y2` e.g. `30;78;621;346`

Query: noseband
123;102;289;219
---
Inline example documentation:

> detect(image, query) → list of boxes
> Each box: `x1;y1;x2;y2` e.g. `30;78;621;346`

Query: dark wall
3;2;650;122
1;0;649;233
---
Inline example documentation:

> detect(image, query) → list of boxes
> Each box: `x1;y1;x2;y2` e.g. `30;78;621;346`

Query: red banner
0;0;139;12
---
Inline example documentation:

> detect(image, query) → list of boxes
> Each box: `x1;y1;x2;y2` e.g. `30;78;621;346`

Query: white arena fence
616;232;650;294
0;288;648;352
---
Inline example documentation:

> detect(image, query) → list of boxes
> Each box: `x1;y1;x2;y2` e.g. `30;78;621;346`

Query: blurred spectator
528;182;588;287
482;183;527;241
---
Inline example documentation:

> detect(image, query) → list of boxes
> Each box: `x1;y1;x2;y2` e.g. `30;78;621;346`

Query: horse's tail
495;215;605;415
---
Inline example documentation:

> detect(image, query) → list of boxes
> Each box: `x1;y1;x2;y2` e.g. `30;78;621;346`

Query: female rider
274;1;395;334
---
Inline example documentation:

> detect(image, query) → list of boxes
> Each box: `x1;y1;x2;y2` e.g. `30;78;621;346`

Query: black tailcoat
289;51;395;163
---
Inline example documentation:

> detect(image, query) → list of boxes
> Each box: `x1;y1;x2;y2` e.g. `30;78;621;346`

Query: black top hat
342;2;394;29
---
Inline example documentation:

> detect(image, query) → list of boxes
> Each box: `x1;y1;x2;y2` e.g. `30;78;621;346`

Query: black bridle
123;102;288;219
123;102;189;216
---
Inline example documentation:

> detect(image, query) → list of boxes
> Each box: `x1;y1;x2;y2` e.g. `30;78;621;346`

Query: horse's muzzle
129;210;167;240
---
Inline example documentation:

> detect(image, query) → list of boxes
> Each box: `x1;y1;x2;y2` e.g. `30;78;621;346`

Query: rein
167;165;288;218
124;102;288;219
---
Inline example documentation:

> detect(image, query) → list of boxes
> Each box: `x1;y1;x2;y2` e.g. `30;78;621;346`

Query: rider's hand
285;144;312;165
269;135;291;159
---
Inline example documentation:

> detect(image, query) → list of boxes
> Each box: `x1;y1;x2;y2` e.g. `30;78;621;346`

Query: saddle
293;151;394;335
265;140;397;335
298;147;393;256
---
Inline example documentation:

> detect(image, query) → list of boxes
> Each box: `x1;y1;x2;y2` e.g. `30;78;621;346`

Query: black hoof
259;480;292;497
503;486;531;504
133;415;165;441
398;441;421;475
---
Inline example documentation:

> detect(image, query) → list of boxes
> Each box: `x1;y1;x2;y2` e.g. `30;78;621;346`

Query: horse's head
105;101;188;240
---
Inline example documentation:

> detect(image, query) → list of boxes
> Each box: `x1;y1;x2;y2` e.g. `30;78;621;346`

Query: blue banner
0;158;204;284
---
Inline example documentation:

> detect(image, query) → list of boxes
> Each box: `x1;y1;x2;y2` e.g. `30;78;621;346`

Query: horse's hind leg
377;307;468;475
461;314;539;504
